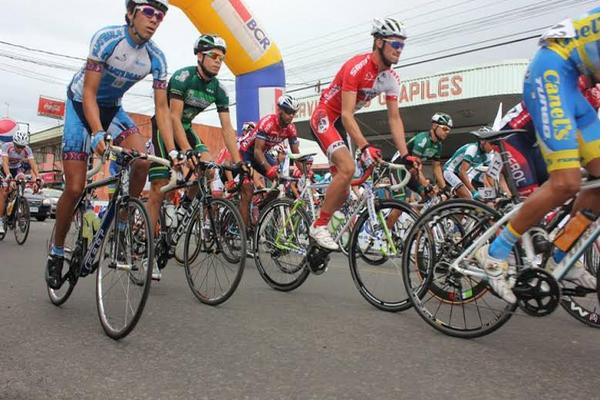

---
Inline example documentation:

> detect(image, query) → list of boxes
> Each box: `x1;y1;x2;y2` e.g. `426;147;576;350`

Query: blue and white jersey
68;25;168;107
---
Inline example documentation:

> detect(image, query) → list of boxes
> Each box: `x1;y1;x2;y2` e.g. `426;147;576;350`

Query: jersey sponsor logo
175;70;190;82
115;53;128;62
536;70;572;141
317;116;329;134
350;57;369;77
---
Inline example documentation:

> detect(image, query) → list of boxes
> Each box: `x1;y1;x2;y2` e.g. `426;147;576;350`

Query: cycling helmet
371;18;407;39
277;94;300;113
125;0;168;13
194;34;227;55
431;112;453;128
13;126;29;146
242;121;256;132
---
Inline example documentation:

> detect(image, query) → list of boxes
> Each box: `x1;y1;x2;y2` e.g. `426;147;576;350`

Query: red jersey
216;148;231;164
238;113;298;152
319;53;401;117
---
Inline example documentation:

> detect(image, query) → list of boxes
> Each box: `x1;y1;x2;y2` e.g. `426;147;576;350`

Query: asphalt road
1;222;599;400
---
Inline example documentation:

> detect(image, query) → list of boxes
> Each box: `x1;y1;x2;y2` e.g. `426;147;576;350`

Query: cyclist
46;0;177;290
146;34;243;265
391;112;453;197
443;133;495;199
238;94;301;228
476;10;599;303
215;121;255;194
0;127;41;234
308;18;412;250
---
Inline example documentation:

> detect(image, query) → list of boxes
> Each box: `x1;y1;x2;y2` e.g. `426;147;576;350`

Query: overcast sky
0;0;597;133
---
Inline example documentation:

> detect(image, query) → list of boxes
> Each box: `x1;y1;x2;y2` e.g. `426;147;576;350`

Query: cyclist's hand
225;180;237;192
265;165;278;180
360;144;382;168
169;150;186;169
398;154;419;170
91;131;107;155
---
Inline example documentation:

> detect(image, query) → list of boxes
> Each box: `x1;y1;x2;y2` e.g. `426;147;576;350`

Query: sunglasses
382;38;405;50
203;51;225;61
136;6;165;22
280;107;296;115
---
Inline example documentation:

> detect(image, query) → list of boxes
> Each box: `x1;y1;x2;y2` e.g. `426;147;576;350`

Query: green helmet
431;112;453;128
194;34;227;55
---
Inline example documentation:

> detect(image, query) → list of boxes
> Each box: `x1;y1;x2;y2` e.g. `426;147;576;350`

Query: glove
225;180;237;192
583;85;600;110
360;145;381;168
471;190;481;200
265;165;278;180
397;154;419;169
90;131;106;153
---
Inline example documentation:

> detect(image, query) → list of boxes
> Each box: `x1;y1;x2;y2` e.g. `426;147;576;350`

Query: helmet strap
278;110;289;128
376;44;393;68
197;56;216;79
431;126;442;142
127;10;149;44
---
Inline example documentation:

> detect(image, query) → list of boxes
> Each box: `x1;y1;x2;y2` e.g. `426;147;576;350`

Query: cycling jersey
1;143;33;174
444;143;488;174
309;53;401;158
239;114;298;153
68;25;168;107
525;7;600;172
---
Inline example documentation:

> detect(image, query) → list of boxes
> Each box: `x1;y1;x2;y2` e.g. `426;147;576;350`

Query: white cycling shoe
546;257;596;289
309;224;339;251
152;262;162;281
475;245;517;304
0;220;5;235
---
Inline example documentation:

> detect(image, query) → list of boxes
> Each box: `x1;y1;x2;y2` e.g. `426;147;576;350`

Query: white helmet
371;18;407;39
13;126;29;146
277;94;300;113
431;112;453;128
242;121;256;132
125;0;168;13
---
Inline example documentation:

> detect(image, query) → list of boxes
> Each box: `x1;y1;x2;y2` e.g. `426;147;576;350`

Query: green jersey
444;143;488;174
168;66;229;131
407;131;442;160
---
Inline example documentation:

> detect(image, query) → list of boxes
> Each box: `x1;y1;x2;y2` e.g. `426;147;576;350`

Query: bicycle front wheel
184;198;246;305
96;198;153;340
254;198;310;292
348;200;418;312
13;197;30;245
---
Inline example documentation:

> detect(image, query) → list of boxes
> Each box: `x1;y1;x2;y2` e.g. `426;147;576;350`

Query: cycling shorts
149;117;208;181
241;146;279;177
62;98;140;161
309;104;349;160
524;48;600;172
443;169;464;190
503;127;548;196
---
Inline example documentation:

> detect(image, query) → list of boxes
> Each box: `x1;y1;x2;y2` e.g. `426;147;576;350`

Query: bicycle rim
14;198;30;245
96;198;153;340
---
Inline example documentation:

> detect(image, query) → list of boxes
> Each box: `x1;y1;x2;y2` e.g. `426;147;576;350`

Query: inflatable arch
171;0;285;134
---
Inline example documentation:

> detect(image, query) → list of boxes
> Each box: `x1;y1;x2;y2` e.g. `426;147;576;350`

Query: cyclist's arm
432;160;446;189
289;141;302;171
253;137;271;172
2;155;9;177
168;97;192;152
154;88;176;153
82;62;104;134
28;157;40;180
458;161;475;192
341;91;368;149
219;112;241;163
386;98;408;156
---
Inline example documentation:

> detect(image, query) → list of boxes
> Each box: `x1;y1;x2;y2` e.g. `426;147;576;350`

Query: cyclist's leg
443;169;470;199
185;129;210;201
112;109;147;198
147;119;171;235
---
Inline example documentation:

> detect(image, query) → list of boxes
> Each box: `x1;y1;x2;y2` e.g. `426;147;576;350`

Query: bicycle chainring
513;268;560;317
306;245;330;275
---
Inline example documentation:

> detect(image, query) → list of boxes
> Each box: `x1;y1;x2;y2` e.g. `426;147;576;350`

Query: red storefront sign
37;96;65;119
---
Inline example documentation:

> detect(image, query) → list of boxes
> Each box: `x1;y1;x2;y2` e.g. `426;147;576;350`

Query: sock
50;245;64;257
552;248;566;263
489;223;521;260
314;211;332;227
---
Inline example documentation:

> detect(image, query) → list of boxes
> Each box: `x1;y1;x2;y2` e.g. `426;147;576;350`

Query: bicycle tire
47;207;84;306
348;199;419;312
254;198;310;292
183;198;246;305
402;199;518;338
13;197;30;245
96;197;153;340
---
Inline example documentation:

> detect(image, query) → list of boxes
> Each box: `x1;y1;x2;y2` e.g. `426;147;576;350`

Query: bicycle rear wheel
13;197;30;245
254;198;310;291
47;207;84;306
402;199;517;338
184;198;246;305
348;200;418;312
96;198;153;340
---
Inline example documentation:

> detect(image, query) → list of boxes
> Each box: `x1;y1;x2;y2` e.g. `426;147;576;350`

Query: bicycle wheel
96;198;153;340
47;207;84;306
561;233;600;328
402;199;518;338
184;198;246;305
13;197;30;245
348;200;418;312
254;198;310;291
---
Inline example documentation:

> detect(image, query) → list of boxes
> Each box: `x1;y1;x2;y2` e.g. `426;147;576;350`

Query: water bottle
328;211;345;234
164;203;177;228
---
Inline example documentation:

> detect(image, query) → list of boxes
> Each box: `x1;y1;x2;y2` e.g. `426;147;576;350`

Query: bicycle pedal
306;244;330;275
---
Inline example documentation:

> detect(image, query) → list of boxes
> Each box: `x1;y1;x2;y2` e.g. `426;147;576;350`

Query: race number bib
486;152;503;181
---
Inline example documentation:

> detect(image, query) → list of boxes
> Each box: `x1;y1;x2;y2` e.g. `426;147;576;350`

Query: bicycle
0;176;37;245
254;157;418;311
46;139;173;339
401;129;600;338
